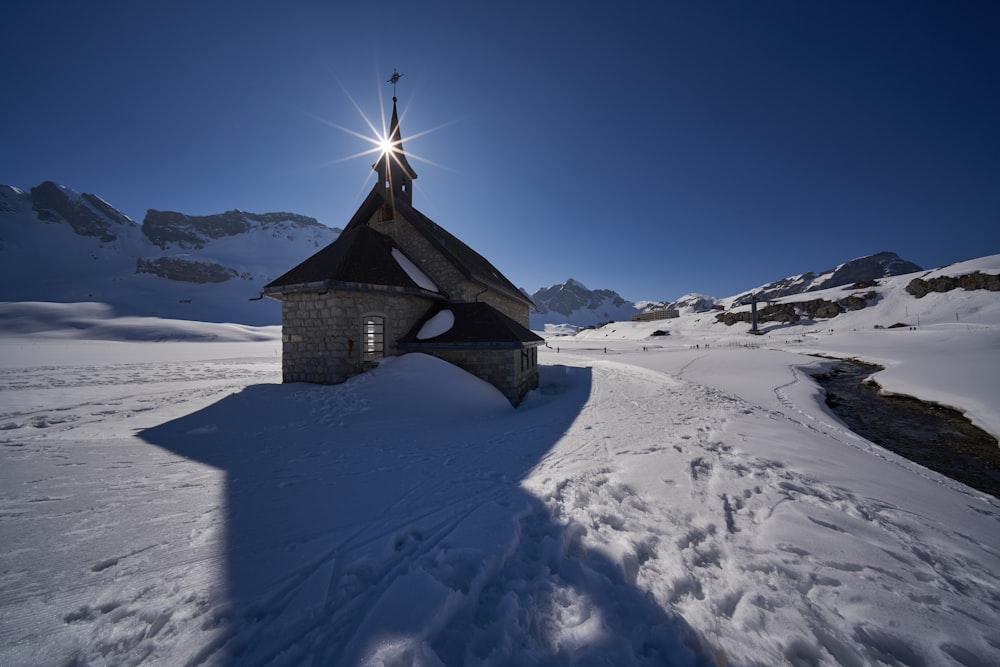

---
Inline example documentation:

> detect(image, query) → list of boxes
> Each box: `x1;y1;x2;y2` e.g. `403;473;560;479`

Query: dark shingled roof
264;223;434;294
399;302;544;349
333;189;534;309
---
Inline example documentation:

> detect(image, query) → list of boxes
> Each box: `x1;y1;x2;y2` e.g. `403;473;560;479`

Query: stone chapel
264;94;542;406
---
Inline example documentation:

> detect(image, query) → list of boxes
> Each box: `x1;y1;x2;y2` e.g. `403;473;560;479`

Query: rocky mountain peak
825;251;923;286
733;251;922;305
530;279;639;327
533;279;628;315
28;181;136;242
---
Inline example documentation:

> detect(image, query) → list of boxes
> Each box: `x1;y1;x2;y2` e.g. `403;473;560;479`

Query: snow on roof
416;308;454;340
391;247;439;293
401;302;544;348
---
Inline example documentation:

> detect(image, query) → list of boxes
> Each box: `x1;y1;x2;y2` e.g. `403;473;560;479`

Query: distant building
631;309;680;322
264;95;542;405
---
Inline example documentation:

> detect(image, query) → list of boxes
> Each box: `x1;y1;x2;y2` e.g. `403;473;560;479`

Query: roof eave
263;281;445;299
399;340;542;350
395;200;535;308
468;277;537;309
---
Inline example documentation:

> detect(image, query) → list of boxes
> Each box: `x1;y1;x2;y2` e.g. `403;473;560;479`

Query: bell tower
373;70;417;214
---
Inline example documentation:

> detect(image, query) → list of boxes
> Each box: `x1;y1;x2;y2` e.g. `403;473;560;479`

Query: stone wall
427;346;539;406
280;290;431;384
462;286;530;327
371;212;530;327
370;215;468;298
279;286;540;405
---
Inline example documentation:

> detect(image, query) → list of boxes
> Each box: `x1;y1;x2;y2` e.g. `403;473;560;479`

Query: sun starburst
307;78;464;203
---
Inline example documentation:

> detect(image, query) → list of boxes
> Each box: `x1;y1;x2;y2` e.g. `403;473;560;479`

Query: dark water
813;360;1000;498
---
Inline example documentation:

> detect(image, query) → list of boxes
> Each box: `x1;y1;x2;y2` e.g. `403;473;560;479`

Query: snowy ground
2;274;1000;665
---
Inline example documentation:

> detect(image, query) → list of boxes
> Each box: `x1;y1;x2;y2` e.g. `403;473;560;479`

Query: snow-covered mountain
0;181;949;333
729;251;923;306
529;279;639;328
0;181;339;324
636;293;720;316
530;252;925;329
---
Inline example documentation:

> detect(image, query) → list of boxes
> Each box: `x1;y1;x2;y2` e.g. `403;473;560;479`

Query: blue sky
3;1;998;301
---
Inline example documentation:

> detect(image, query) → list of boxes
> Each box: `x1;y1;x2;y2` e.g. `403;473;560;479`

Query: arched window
362;315;385;361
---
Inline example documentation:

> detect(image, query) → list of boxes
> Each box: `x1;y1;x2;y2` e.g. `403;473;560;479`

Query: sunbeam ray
307;78;463;189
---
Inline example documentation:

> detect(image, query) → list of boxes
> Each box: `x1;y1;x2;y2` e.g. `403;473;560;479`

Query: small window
363;315;385;361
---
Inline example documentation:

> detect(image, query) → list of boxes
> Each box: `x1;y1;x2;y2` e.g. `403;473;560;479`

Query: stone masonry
428;347;539;406
280;289;432;384
370;213;529;327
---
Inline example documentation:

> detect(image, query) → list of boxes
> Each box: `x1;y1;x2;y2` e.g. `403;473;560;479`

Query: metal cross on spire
386;68;403;101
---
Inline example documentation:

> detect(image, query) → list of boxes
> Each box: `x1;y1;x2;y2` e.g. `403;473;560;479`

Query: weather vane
386;68;403;100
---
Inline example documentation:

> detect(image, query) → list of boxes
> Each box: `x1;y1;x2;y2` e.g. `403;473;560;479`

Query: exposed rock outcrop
716;291;879;326
906;272;1000;298
143;209;326;250
136;257;239;283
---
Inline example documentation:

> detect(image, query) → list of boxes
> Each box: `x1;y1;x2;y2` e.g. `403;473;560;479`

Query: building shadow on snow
139;361;715;666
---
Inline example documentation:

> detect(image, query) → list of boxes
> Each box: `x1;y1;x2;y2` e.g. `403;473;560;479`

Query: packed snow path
1;339;999;666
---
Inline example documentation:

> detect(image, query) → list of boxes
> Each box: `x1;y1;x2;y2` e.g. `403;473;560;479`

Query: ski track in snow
2;347;999;666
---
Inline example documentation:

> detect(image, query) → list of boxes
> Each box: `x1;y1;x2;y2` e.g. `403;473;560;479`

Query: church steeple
373;93;418;207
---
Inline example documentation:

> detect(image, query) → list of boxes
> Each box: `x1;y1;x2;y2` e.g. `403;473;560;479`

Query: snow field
525;353;1000;666
2;277;1000;666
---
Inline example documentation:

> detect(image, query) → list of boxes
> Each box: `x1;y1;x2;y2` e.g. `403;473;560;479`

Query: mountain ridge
528;251;924;329
0;181;339;325
0;180;949;329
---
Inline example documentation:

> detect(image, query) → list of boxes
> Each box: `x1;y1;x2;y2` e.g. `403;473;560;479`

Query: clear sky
3;1;998;301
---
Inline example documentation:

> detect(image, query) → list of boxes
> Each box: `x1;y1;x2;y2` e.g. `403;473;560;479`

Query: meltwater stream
813;360;1000;498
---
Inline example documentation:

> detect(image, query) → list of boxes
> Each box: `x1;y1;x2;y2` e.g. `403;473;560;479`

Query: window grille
363;315;385;361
